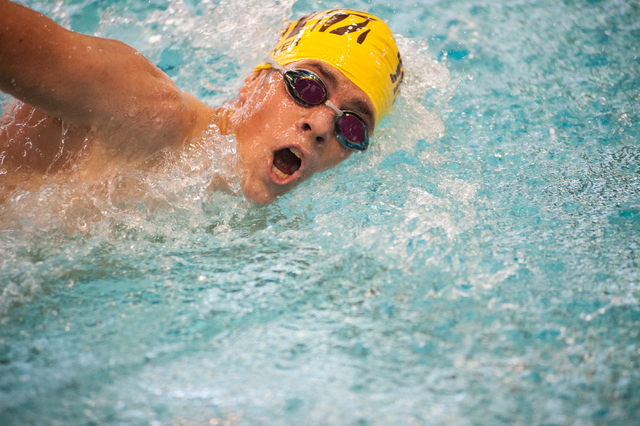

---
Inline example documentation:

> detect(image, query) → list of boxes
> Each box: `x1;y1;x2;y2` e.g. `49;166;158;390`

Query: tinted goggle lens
283;70;369;151
293;77;325;105
338;112;367;144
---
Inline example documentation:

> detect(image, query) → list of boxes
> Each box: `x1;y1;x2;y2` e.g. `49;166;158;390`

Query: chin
240;180;279;205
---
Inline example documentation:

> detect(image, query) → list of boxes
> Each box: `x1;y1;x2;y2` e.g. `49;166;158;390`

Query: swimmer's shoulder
0;1;213;158
181;92;219;142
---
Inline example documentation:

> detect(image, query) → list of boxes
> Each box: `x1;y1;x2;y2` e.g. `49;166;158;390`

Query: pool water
1;0;639;424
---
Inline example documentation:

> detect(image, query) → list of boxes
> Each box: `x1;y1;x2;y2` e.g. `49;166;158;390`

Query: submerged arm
0;0;206;158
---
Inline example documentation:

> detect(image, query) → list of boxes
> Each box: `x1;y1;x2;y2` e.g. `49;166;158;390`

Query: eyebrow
305;62;376;128
346;99;375;129
306;62;339;90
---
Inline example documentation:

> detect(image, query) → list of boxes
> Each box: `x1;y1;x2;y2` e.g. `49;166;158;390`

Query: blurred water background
1;0;639;424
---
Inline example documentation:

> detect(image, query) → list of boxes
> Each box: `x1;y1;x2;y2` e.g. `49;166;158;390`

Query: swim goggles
265;58;370;151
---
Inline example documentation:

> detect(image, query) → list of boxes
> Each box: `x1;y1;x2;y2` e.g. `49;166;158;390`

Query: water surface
1;0;639;424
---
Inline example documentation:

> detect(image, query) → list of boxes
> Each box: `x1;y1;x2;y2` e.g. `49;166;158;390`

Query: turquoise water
1;0;639;424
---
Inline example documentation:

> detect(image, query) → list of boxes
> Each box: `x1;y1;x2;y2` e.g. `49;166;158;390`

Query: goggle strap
265;57;286;73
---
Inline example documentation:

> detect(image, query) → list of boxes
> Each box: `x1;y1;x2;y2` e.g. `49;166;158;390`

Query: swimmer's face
231;60;376;205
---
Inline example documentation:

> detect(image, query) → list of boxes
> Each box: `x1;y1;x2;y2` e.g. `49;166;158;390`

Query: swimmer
0;1;403;204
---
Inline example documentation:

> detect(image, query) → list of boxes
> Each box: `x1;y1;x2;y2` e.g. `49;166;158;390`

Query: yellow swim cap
255;9;404;128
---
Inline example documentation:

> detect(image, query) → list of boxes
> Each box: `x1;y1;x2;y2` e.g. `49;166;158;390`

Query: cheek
240;177;278;205
332;147;352;164
316;146;352;173
235;94;282;159
237;88;297;145
334;149;353;167
235;75;283;128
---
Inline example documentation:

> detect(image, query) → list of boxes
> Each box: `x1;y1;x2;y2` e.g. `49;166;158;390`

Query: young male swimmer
0;0;404;205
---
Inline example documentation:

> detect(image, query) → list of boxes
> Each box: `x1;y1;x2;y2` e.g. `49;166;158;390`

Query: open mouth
272;147;302;180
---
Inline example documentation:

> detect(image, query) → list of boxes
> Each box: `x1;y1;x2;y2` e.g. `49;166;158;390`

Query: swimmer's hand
0;0;211;160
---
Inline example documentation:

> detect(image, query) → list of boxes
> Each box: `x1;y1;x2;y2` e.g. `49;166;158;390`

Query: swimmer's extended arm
0;0;209;157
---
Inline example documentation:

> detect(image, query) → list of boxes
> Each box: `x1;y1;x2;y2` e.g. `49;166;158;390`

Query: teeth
272;165;289;179
290;147;302;159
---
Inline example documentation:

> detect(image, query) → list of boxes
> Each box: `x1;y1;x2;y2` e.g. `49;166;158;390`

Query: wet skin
229;60;376;205
0;0;376;205
1;60;375;205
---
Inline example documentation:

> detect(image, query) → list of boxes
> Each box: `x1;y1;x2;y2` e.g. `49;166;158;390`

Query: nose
296;105;336;148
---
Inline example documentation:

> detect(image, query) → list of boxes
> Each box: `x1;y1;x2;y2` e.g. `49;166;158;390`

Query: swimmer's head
255;9;404;129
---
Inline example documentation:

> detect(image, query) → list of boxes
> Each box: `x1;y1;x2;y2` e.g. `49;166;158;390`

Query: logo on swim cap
256;9;404;128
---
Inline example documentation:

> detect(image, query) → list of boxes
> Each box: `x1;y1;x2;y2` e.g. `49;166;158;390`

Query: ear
238;71;264;104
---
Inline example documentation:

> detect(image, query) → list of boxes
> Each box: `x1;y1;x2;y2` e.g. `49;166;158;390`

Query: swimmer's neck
214;100;240;137
183;94;238;142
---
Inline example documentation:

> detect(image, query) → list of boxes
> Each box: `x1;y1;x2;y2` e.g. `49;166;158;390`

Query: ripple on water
1;0;640;424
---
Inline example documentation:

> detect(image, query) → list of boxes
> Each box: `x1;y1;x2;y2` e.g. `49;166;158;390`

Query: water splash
7;0;638;425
